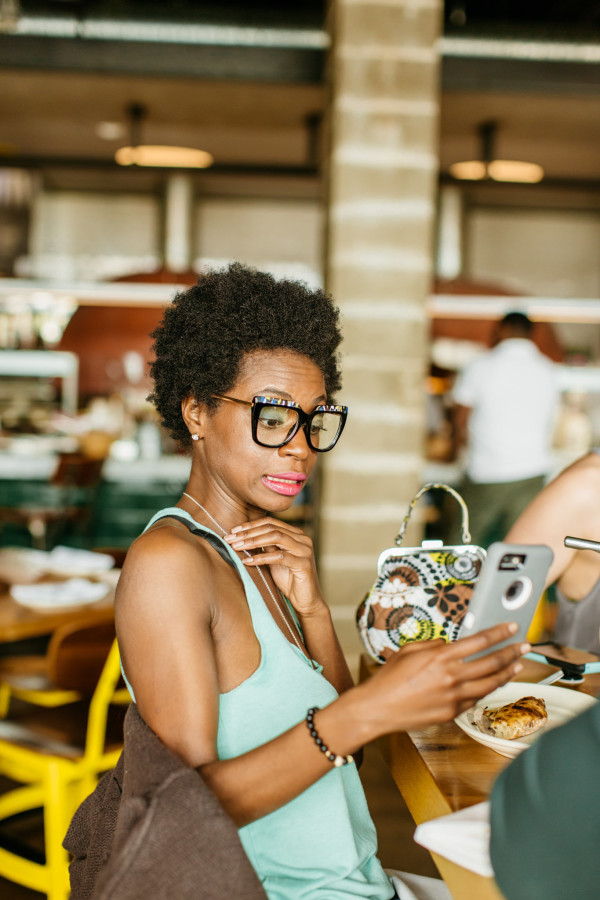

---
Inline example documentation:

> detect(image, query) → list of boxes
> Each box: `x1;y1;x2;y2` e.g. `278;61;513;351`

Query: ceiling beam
0;154;320;179
442;56;600;95
3;35;600;96
0;35;324;83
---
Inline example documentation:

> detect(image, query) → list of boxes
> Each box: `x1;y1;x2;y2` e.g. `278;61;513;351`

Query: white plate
455;682;597;758
0;548;50;584
0;546;116;583
10;578;110;611
43;546;115;577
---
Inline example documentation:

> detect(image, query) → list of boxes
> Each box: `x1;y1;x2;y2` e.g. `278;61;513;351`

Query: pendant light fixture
449;120;543;184
115;103;213;169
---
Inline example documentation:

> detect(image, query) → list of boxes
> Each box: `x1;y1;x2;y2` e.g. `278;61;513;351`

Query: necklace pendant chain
183;493;226;535
182;492;315;668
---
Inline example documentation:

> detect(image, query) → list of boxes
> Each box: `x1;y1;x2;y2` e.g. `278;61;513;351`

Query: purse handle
395;482;472;546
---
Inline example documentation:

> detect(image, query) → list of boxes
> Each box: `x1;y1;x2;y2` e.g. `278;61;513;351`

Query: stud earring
191;434;199;441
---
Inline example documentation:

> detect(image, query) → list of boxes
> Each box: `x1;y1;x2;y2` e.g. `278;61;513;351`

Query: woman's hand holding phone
358;622;529;739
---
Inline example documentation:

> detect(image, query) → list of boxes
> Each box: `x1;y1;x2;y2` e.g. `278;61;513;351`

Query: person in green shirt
490;700;600;900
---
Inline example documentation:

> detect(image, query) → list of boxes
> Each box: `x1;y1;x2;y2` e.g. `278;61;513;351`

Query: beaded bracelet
306;707;354;767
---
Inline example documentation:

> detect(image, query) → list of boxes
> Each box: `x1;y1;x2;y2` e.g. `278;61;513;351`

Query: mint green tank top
132;509;394;900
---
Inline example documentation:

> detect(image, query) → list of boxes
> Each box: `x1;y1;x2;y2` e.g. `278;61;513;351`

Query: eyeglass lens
256;404;342;450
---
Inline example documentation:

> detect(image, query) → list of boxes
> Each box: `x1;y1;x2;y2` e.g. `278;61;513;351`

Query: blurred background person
451;311;560;547
506;450;600;654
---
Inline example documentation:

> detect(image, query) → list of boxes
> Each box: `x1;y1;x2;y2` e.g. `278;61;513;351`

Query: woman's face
195;349;328;516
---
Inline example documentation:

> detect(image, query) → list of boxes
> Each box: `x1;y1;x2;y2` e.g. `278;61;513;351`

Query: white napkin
413;801;493;878
10;578;109;609
387;871;452;900
45;546;115;574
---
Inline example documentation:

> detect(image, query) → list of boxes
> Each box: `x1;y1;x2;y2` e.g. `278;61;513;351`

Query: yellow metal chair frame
0;613;128;718
0;658;81;718
0;638;127;900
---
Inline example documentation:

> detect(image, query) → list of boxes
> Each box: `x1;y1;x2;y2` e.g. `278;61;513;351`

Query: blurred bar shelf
2;280;599;319
0;278;180;308
0;452;191;483
0;349;78;413
428;294;600;323
557;365;600;393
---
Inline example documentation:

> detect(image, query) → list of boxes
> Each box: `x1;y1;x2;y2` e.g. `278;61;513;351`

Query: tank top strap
156;513;237;571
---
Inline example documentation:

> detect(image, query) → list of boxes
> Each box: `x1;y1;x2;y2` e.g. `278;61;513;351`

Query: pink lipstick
262;473;307;497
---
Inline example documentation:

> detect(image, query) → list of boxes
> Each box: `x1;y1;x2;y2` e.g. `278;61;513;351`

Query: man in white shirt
452;311;559;547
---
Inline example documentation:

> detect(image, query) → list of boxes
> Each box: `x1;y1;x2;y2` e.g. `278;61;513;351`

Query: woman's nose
279;424;312;458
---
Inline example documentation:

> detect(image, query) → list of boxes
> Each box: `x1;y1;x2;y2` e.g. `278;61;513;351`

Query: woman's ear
181;396;207;441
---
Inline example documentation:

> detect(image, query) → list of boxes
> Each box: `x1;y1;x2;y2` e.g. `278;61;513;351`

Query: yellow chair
527;589;557;644
0;635;128;900
0;613;129;717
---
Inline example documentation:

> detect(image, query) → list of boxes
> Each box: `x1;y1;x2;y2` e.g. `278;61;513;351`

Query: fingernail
231;525;243;533
520;642;531;654
513;662;524;674
230;540;245;548
508;622;519;634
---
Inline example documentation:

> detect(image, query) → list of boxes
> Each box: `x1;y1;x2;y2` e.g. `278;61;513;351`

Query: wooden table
0;578;116;644
359;654;600;900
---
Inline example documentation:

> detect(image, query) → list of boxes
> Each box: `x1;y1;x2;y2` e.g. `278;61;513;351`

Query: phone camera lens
506;581;522;602
502;575;533;610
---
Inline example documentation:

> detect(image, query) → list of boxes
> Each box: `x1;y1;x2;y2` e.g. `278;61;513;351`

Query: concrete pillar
321;0;443;664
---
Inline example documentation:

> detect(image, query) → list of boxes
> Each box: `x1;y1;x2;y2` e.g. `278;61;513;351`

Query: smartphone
526;642;600;676
457;542;553;656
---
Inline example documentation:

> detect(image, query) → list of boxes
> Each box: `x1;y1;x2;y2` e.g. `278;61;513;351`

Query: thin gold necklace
182;492;315;668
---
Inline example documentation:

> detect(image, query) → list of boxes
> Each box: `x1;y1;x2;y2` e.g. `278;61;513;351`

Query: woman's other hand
224;517;325;618
353;623;529;740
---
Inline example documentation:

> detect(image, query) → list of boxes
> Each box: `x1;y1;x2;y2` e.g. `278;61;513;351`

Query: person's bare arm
115;527;223;767
505;453;600;588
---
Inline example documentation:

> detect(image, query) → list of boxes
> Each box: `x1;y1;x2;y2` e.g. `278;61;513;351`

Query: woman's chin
255;490;298;516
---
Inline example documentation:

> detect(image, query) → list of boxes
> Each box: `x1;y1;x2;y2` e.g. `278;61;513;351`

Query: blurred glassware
0;289;76;349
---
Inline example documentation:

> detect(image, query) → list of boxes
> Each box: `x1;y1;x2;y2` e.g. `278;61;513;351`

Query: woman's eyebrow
261;388;327;404
261;387;291;398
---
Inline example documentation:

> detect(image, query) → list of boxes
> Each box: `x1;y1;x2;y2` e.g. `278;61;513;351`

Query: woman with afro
114;262;526;899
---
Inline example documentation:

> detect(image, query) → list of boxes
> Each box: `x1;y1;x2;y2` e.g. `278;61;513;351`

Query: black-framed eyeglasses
212;394;348;452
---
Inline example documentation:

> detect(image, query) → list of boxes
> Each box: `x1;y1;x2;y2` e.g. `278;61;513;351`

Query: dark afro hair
148;262;343;447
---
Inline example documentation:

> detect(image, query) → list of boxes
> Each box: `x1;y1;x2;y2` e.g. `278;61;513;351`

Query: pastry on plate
473;696;548;740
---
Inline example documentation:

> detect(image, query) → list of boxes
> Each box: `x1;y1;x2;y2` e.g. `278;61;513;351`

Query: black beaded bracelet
306;707;354;767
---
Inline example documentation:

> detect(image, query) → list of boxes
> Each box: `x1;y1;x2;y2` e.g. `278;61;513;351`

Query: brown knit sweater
64;704;267;900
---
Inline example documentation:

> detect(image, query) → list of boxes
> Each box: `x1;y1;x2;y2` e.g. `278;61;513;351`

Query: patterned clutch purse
356;482;486;664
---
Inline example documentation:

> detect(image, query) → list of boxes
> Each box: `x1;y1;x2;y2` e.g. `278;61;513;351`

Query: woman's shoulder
116;515;224;610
